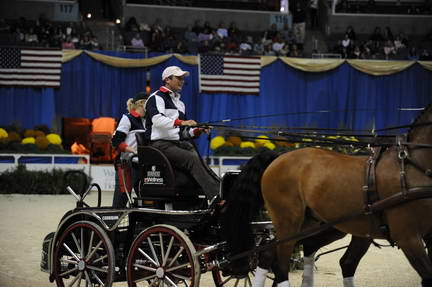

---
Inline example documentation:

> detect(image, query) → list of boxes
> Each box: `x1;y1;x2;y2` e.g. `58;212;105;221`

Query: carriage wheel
52;220;115;287
127;224;200;287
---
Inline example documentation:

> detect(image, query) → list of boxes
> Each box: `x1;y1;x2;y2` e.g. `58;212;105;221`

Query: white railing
207;155;251;177
0;153;90;175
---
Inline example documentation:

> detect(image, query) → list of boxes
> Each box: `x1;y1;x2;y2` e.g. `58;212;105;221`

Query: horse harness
363;134;432;246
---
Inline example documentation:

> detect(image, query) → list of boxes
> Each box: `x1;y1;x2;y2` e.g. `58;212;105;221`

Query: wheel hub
78;260;86;271
156;267;165;278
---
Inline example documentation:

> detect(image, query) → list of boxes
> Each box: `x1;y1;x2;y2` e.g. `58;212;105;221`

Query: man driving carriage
144;66;221;207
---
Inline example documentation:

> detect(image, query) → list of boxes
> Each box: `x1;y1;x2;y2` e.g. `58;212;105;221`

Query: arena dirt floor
0;192;422;287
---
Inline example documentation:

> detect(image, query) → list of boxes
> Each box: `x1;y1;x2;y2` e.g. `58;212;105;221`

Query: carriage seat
135;134;207;209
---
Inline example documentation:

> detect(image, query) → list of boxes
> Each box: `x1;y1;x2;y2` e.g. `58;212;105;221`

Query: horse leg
397;236;432;287
252;246;278;287
300;228;346;287
339;236;371;287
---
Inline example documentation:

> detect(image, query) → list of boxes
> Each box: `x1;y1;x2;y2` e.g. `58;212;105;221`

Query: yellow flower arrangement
46;133;62;145
240;141;255;149
263;142;276;150
255;135;270;148
210;136;225;150
22;137;36;144
0;128;8;139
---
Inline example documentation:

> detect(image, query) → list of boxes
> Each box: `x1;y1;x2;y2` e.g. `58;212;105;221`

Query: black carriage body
42;138;274;287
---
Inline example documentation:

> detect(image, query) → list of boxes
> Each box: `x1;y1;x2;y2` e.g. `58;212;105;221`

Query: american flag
0;47;62;87
199;55;261;94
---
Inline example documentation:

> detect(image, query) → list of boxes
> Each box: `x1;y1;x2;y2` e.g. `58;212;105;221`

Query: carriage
40;104;432;287
40;136;275;287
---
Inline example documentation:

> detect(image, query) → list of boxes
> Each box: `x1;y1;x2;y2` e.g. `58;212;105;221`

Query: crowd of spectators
123;16;306;57
0;17;100;50
332;25;432;60
336;0;432;14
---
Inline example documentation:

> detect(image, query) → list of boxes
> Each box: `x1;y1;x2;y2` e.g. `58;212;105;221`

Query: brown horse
224;105;432;286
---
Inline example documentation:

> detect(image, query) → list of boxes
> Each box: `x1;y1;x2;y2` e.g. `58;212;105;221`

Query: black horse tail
221;150;279;273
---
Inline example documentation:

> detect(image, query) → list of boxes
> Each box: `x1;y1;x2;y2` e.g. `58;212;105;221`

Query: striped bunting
199;54;261;94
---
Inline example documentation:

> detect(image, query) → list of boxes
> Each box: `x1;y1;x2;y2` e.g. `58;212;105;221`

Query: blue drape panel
54;51;148;121
0;87;55;129
1;53;431;156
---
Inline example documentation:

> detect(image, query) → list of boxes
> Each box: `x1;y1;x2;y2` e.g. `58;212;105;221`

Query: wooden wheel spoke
163;237;175;266
60;266;79;278
85;240;103;261
167;246;184;268
138;247;159;266
148;236;161;266
166;262;190;273
163;275;178;287
133;263;157;272
92;254;108;264
159;233;165;263
86;231;94;259
134;273;157;283
67;271;82;287
87;265;108;273
63;243;81;262
169;272;190;281
90;270;105;286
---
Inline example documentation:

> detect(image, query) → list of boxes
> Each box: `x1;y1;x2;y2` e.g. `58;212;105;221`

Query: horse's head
407;104;432;144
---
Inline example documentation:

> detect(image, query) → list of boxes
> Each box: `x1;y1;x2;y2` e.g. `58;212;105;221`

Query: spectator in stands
112;92;148;208
279;42;290;56
341;34;352;56
90;36;100;50
272;36;285;55
198;28;213;42
184;25;199;54
263;41;276;55
162;34;177;53
198;39;211;54
126;17;140;32
216;22;228;39
13;27;25;43
239;36;253;55
408;47;419;60
383;40;396;59
80;34;92;50
292;1;306;45
71;32;80;48
62;36;75;49
290;44;302;57
408;4;420;14
175;40;188;54
131;33;144;47
352;45;361;58
346;26;356;41
383;26;394;42
266;23;278;40
228;21;240;38
226;38;239;54
393;34;405;51
419;49;431;60
309;0;319;29
192;19;203;35
25;27;38;45
253;36;265;55
370;27;384;43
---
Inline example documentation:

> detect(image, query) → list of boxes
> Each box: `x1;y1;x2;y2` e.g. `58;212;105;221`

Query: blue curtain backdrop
1;52;431;156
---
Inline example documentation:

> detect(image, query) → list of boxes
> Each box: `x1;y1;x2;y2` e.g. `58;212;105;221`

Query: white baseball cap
162;66;190;81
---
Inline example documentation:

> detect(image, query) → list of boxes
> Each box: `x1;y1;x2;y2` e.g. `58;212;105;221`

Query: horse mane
408;104;432;139
221;150;279;273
